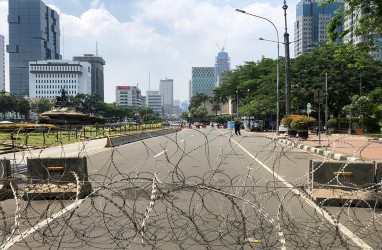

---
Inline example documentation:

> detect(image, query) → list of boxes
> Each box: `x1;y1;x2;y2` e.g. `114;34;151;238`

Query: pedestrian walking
10;132;15;148
234;119;241;136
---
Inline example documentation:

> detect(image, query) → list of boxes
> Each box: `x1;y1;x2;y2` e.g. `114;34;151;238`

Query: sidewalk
266;132;382;161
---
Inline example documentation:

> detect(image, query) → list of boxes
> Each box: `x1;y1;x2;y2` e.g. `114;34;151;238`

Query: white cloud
0;0;296;103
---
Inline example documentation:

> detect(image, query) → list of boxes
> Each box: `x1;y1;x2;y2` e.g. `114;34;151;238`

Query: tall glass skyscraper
214;51;230;87
294;0;343;57
191;67;215;97
7;0;61;96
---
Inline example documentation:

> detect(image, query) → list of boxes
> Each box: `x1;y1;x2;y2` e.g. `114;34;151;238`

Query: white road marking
1;199;85;250
153;150;167;158
179;139;185;143
232;139;373;250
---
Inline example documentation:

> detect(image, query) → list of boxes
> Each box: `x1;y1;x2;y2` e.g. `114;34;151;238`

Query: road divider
105;128;178;148
307;160;382;207
23;157;92;200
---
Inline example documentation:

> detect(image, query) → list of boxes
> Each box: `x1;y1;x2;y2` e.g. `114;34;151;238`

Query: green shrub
290;115;317;131
327;118;338;129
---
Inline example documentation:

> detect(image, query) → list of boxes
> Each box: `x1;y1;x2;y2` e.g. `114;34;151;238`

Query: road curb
276;138;356;161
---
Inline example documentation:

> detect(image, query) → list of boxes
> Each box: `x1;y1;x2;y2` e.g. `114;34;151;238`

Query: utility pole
283;0;291;115
325;73;328;135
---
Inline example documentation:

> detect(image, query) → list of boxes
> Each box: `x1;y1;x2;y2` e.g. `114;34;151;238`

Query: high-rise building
343;3;382;60
191;67;215;97
0;35;5;91
115;86;142;110
29;60;91;98
180;101;189;112
159;78;173;115
294;0;343;57
146;90;163;115
214;51;230;86
7;0;61;96
73;54;106;101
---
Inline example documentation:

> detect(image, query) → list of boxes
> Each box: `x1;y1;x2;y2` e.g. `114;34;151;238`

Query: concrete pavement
260;131;382;161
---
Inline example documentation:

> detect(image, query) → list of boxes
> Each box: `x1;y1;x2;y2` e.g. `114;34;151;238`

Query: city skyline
0;0;299;102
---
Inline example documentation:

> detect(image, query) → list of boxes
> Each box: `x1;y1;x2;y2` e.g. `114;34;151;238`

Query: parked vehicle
278;124;288;133
250;120;264;131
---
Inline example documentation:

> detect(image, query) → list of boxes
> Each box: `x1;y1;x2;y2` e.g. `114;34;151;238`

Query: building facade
29;60;91;98
180;100;189;112
115;86;142;110
73;54;106;101
159;78;173;115
294;0;343;57
343;3;382;60
214;51;230;86
0;35;4;91
7;0;61;96
191;67;215;97
146;90;163;115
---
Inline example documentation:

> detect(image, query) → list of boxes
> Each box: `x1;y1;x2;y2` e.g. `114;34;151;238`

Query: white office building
115;85;142;110
159;78;173;115
29;60;91;98
146;90;163;115
0;35;5;91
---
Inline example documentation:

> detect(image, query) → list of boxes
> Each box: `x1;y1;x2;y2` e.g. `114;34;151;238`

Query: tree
291;43;382;117
189;107;208;122
35;98;53;114
189;93;209;110
16;98;31;119
139;107;154;121
323;0;382;41
0;90;11;119
367;87;382;132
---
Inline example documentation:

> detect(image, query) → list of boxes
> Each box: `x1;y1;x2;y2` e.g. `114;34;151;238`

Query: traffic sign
307;103;312;115
314;89;324;104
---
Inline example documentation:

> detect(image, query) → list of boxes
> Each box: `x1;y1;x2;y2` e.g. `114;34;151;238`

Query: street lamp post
235;9;280;134
236;90;239;118
283;0;291;115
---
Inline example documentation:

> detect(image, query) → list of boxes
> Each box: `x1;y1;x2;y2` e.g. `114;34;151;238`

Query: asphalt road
0;128;380;249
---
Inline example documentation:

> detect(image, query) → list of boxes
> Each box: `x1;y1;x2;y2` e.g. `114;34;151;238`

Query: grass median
0;123;170;149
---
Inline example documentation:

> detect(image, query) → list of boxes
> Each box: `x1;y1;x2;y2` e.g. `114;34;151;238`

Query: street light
235;8;280;134
236;90;239;118
283;0;291;115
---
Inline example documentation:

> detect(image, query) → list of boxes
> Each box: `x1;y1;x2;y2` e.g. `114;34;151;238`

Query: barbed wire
0;128;381;249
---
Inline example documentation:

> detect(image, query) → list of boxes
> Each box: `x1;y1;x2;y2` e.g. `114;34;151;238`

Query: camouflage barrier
24;157;92;200
307;160;381;207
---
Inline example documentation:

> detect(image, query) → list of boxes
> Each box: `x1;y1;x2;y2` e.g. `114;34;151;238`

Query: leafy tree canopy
323;0;382;41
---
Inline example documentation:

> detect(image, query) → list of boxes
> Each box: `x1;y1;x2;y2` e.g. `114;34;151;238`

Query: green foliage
322;0;382;41
213;115;230;124
190;107;208;122
180;112;189;121
189;93;210;110
97;102;134;120
281;115;302;127
290;115;317;131
212;42;381;131
327;118;338;129
34;98;53;114
0;90;31;120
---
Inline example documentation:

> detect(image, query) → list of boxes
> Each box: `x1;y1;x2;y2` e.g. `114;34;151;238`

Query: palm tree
190;93;209;109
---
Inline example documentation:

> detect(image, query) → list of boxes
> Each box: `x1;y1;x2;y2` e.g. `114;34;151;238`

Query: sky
0;0;299;103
